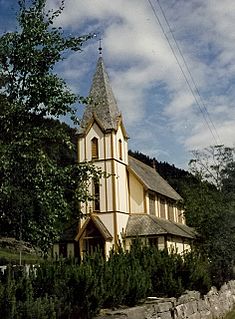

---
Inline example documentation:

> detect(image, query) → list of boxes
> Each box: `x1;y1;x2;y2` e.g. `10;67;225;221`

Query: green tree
0;0;99;252
184;145;235;286
189;145;234;190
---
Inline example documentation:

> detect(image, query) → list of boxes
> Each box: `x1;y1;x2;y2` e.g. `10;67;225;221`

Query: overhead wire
147;0;222;146
156;0;222;145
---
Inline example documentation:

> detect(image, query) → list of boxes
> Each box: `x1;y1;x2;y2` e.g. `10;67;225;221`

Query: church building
53;56;195;258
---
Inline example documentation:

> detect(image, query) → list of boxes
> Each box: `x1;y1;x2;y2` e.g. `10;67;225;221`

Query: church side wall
116;213;129;244
129;173;145;213
115;161;129;213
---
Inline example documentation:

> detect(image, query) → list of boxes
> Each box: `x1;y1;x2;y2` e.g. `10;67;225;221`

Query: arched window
91;137;98;159
93;180;100;212
118;139;122;160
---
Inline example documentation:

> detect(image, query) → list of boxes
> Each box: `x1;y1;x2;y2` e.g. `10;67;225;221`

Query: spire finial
98;38;102;56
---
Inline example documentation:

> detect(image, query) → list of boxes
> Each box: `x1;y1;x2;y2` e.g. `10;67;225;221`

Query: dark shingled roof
78;57;121;134
128;155;182;201
75;215;113;241
92;215;113;240
125;215;195;239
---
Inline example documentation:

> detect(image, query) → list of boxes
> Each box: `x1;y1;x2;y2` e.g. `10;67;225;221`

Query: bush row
0;243;212;319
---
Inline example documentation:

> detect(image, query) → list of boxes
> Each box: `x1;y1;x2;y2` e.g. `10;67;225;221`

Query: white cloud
47;0;235;168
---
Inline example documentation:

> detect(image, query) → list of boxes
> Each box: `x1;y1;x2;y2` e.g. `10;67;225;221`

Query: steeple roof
79;57;122;134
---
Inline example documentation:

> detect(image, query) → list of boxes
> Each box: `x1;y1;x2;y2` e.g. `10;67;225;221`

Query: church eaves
79;57;123;135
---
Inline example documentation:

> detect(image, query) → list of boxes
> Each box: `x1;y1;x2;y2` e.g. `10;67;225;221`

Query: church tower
76;57;130;256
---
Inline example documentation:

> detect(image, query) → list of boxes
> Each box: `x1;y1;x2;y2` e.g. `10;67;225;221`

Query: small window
93;180;100;211
168;203;174;221
149;192;155;215
160;198;166;219
91;137;98;159
59;243;67;258
118;139;122;160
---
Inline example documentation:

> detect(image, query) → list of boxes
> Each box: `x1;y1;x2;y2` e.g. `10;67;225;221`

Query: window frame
91;137;99;160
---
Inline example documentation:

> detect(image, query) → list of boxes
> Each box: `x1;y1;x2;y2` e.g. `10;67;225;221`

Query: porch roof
125;214;195;239
75;215;113;241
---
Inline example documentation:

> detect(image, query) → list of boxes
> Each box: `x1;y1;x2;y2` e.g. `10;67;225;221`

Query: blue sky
1;0;235;169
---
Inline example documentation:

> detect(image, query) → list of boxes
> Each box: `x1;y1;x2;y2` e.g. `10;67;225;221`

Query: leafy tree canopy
189;145;234;190
185;145;235;286
0;0;100;252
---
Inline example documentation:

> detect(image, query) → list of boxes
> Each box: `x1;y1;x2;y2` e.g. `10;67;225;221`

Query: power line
147;0;222;146
156;0;222;145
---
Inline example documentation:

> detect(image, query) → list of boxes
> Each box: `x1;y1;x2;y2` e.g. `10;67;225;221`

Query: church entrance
82;237;105;256
80;220;105;257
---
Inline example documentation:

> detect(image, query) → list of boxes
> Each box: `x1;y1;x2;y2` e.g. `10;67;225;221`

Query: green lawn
0;248;41;265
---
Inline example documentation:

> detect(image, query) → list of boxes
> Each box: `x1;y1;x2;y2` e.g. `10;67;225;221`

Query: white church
53;56;195;258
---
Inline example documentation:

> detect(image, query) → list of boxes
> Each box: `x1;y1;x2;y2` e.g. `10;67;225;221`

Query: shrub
0;245;215;318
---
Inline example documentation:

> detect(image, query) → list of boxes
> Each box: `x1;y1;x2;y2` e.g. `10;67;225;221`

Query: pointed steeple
79;57;122;134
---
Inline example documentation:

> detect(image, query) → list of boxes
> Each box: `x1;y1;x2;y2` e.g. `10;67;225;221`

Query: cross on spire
98;38;102;56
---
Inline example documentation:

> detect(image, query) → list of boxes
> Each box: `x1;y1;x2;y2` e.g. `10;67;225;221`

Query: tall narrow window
91;137;98;159
118;139;122;160
93;180;100;212
149;192;155;215
168;203;174;221
160;198;166;219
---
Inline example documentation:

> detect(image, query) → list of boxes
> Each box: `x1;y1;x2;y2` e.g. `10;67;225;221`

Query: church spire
79;57;122;134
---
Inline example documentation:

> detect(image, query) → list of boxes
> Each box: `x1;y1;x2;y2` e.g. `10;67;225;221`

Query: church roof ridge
79;57;123;134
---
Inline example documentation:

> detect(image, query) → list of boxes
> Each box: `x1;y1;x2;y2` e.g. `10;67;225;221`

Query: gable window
93;180;100;212
160;198;166;219
168;203;174;221
91;137;98;159
118;139;123;160
149;192;155;215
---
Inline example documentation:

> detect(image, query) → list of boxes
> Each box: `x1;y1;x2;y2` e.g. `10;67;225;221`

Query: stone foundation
95;280;235;319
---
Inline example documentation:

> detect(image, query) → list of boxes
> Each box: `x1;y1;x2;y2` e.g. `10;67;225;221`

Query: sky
1;0;235;169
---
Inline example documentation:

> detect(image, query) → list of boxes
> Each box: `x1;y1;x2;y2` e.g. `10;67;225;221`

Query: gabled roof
128;155;182;201
78;57;123;135
75;215;113;241
125;215;195;239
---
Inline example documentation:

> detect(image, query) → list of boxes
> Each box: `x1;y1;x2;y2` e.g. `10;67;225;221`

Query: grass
0;248;42;265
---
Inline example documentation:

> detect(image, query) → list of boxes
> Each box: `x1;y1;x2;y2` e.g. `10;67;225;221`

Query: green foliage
0;0;99;252
184;145;235;287
0;244;212;318
0;0;92;114
181;251;211;294
189;145;234;189
130;147;235;288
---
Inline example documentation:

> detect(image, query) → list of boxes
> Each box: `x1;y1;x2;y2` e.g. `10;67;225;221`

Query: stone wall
95;280;235;319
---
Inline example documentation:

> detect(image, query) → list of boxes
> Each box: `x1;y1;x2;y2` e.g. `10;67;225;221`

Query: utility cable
147;0;221;145
156;0;222;145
